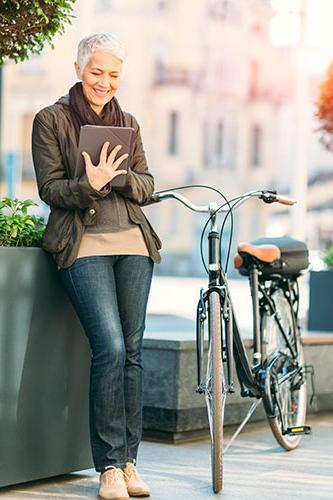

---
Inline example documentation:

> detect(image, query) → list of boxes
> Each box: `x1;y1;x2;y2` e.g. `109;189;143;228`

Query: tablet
75;125;135;187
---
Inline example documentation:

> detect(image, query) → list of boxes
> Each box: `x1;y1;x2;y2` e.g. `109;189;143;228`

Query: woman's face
75;50;123;115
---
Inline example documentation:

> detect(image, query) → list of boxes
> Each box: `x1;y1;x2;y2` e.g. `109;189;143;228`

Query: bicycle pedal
283;425;312;436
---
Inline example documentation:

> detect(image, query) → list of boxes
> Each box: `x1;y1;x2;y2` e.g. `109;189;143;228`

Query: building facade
1;0;331;274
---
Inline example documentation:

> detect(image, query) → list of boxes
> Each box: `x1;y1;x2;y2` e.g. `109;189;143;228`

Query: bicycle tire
205;291;225;493
261;288;307;450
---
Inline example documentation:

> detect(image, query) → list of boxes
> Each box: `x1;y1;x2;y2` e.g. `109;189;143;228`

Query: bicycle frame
195;218;306;406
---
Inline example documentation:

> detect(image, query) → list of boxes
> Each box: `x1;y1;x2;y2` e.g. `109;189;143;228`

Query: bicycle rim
205;291;225;493
262;288;307;450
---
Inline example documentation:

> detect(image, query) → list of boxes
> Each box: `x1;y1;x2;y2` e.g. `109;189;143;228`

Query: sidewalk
1;413;332;499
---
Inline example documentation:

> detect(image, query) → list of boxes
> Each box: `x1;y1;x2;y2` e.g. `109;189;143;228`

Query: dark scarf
68;82;125;142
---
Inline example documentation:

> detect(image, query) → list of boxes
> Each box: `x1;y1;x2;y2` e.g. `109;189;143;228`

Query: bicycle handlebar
147;189;296;213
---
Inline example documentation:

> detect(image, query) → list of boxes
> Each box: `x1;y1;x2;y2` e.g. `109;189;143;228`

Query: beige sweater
77;226;149;259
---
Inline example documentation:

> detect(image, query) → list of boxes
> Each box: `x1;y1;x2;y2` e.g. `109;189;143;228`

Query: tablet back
76;125;135;187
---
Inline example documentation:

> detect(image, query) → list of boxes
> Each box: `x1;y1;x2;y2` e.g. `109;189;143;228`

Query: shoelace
102;468;125;486
124;463;139;481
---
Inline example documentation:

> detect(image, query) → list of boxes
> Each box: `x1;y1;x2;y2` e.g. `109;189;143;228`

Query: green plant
0;197;45;247
0;0;77;64
323;245;333;269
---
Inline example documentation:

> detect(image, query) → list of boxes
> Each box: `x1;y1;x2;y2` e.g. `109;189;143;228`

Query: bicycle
149;187;314;494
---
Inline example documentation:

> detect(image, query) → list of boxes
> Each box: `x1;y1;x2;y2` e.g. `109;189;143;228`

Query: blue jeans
59;255;154;472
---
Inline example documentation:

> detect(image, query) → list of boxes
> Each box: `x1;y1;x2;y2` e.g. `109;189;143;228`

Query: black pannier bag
251;236;309;277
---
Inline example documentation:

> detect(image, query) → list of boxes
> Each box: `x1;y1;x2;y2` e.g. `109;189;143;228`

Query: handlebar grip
141;193;162;206
276;195;297;206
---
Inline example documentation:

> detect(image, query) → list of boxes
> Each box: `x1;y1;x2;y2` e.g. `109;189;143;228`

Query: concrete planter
142;334;333;443
0;247;93;488
308;270;333;332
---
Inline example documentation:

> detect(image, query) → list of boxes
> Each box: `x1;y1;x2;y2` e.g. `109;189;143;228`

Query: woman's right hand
82;142;128;191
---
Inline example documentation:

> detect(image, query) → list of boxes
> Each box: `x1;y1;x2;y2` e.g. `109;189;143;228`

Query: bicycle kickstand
223;398;262;454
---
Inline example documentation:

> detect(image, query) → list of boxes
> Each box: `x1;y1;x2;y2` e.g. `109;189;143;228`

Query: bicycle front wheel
205;291;226;493
262;287;307;451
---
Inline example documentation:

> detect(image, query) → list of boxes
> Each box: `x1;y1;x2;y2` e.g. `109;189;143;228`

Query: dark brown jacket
32;95;161;269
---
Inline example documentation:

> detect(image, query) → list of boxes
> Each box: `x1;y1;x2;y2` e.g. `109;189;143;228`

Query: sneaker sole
99;496;129;500
127;491;150;497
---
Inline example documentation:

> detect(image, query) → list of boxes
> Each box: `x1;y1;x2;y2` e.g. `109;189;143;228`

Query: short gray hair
77;32;127;74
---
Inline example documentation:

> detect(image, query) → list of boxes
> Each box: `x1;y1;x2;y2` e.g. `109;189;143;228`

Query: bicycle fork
195;287;235;394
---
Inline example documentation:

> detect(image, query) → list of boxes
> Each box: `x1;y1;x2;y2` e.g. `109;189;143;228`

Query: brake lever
259;190;277;204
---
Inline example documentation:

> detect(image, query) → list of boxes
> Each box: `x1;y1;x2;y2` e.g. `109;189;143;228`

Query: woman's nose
99;75;111;87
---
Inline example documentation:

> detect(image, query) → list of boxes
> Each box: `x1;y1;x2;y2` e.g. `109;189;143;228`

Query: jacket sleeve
113;115;154;205
32;109;111;210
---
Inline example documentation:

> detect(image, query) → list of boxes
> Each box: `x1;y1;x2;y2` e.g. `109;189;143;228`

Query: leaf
0;0;77;63
0;196;45;246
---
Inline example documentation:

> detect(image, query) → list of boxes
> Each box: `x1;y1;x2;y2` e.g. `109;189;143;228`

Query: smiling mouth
94;89;109;97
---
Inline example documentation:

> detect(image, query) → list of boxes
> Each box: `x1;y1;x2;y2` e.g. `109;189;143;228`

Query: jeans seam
66;267;87;312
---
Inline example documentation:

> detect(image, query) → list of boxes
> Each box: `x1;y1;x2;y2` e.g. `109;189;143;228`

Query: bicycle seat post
249;265;262;371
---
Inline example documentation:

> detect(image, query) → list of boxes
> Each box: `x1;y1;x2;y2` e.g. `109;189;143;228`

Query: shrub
317;62;333;151
0;197;45;247
323;245;333;269
0;0;76;64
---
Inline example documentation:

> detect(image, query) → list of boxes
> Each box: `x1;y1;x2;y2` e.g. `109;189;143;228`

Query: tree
0;0;77;64
317;62;333;151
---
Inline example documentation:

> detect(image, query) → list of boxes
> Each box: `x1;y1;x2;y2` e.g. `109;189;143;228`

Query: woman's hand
82;141;128;191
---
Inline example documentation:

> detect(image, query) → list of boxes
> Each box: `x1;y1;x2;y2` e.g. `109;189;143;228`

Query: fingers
85;143;129;172
82;151;93;169
111;152;129;170
106;144;123;167
99;141;110;164
112;169;127;178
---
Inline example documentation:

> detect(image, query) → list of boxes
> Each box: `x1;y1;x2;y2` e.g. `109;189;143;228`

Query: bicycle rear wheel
205;291;226;493
261;287;307;450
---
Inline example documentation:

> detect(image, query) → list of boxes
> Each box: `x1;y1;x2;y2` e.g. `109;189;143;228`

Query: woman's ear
74;61;81;80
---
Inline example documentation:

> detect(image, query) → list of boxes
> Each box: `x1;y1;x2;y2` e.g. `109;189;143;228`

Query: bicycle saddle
234;241;281;268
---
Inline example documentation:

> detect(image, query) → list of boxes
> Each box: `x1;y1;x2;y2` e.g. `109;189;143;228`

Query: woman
32;32;161;500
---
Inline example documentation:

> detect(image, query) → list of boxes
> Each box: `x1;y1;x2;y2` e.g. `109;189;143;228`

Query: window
249;60;259;99
208;0;229;20
216;120;223;163
250;124;262;167
157;0;166;10
202;120;210;168
225;119;238;170
95;0;113;11
154;59;165;84
168;111;179;155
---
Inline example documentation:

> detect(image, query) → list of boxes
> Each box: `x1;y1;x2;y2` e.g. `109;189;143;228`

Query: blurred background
0;0;332;278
